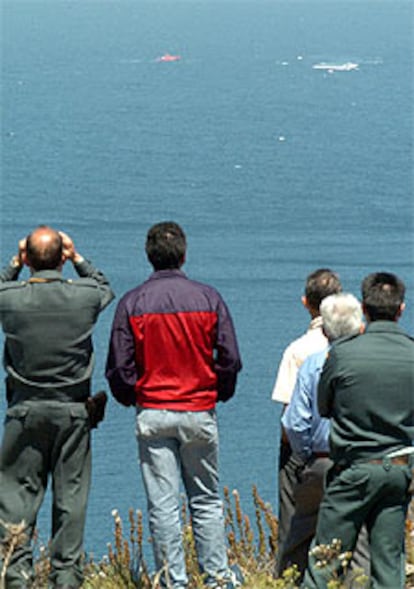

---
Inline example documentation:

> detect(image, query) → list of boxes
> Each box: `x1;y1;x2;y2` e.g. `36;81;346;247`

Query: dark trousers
302;461;411;589
280;455;370;582
0;399;91;588
277;442;305;575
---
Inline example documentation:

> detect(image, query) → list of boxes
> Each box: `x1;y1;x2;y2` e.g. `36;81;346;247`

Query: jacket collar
29;269;65;282
309;316;323;330
149;269;186;280
365;320;406;335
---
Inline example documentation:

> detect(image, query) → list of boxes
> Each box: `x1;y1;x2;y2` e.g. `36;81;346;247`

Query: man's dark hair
305;268;342;311
361;272;405;321
26;226;63;271
145;222;186;270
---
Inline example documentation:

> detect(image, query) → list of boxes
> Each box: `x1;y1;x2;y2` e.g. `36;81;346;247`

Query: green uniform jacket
0;258;115;401
317;320;414;464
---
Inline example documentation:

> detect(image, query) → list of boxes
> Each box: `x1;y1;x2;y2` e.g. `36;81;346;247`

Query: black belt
333;454;412;473
10;393;88;405
9;385;89;405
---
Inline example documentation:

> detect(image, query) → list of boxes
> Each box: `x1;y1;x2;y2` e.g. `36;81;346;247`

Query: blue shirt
282;348;330;461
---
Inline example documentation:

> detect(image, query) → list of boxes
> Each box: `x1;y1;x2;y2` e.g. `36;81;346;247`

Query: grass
1;489;413;589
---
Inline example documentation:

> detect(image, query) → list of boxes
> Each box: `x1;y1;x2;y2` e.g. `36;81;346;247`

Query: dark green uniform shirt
0;259;114;401
318;321;414;464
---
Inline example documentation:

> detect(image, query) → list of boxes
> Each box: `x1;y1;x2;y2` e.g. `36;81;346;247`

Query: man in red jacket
106;221;242;589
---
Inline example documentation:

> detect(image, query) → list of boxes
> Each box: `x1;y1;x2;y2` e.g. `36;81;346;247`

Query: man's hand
11;238;27;268
18;238;26;260
60;231;83;265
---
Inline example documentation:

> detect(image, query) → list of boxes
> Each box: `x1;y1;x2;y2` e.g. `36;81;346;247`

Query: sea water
1;0;413;561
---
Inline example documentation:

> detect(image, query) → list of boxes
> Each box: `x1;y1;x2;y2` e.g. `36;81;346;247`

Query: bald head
25;226;63;271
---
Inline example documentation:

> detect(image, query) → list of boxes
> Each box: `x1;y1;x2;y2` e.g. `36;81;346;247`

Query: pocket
6;405;29;420
195;410;217;441
69;403;89;432
69;403;89;420
136;409;158;438
326;464;370;493
340;465;370;486
334;465;370;501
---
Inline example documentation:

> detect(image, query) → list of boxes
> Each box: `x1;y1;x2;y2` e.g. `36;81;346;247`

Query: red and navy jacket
106;269;242;410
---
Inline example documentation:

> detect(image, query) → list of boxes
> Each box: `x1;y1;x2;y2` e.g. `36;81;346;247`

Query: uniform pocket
69;403;89;420
336;465;370;501
327;464;370;492
342;465;370;485
69;403;90;433
5;405;29;424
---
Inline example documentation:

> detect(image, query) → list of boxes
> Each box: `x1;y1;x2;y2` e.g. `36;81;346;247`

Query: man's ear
302;295;318;317
362;303;370;322
301;295;309;309
21;251;30;268
396;302;406;319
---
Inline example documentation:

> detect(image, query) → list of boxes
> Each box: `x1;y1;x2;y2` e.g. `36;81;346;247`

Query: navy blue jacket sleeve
214;297;242;402
105;297;137;407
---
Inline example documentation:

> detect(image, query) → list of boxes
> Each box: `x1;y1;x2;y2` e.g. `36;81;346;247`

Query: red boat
156;53;181;62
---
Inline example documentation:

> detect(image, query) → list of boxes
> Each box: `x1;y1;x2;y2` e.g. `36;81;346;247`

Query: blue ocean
1;0;413;561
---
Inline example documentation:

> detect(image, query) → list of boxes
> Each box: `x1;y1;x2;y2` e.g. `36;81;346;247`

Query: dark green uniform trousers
302;460;412;589
0;399;91;588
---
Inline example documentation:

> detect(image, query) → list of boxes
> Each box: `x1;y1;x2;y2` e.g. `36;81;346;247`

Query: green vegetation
1;489;413;589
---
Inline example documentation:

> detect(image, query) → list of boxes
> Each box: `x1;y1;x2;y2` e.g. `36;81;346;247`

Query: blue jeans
136;408;229;589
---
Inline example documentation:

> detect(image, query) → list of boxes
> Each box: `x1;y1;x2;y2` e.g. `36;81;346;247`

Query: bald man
0;226;114;589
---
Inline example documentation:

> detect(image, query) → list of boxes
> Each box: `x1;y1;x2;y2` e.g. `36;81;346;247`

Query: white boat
312;61;359;72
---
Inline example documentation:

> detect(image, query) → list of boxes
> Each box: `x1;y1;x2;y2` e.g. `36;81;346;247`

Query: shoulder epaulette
65;278;104;291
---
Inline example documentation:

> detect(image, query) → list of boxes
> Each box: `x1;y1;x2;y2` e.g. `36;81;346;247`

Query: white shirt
271;317;328;405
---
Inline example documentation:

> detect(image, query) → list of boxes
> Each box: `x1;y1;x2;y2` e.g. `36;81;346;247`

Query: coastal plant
83;508;150;588
223;485;278;580
406;502;414;588
31;538;52;588
307;538;369;589
83;486;281;588
0;519;28;589
1;494;414;588
0;520;53;589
